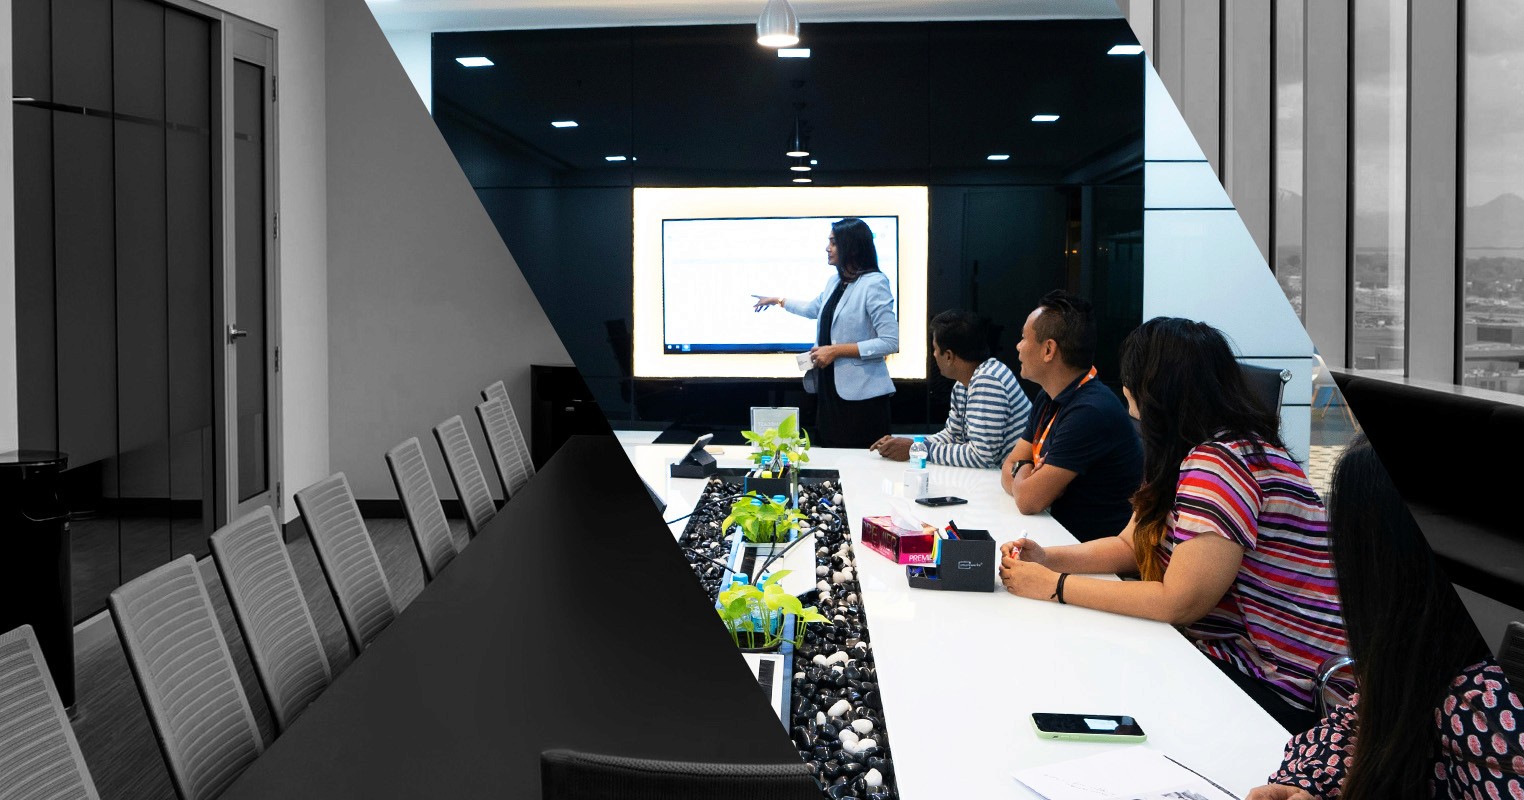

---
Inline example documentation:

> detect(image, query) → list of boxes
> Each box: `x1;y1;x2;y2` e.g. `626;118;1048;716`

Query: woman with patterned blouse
1247;439;1523;800
1000;318;1349;732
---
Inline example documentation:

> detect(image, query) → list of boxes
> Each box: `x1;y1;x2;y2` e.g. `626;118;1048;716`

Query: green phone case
1029;716;1148;743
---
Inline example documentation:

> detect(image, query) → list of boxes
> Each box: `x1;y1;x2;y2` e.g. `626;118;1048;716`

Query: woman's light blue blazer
783;271;899;401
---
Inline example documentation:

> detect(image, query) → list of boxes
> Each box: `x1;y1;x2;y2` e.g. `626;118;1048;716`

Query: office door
220;24;281;522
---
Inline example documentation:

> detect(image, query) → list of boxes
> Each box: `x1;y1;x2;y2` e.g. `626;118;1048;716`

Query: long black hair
831;218;879;281
1327;438;1496;799
1118;317;1283;579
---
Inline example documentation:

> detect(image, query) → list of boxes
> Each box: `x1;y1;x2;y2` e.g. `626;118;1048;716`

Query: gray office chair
209;506;333;733
294;474;399;655
482;380;536;482
433;415;497;539
385;437;460;581
477;398;533;499
1240;362;1293;421
0;624;101;800
110;556;263;800
540;749;822;800
1501;621;1524;690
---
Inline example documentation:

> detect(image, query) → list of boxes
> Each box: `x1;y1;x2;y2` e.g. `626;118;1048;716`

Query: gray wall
325;0;570;502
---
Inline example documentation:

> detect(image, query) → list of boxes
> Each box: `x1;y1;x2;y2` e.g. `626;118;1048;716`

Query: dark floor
67;516;468;800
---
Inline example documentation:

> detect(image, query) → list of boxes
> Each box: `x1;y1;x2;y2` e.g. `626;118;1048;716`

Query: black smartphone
914;496;967;507
1030;713;1147;742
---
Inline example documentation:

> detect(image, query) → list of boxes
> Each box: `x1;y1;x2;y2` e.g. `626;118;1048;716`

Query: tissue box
905;529;997;592
860;515;937;565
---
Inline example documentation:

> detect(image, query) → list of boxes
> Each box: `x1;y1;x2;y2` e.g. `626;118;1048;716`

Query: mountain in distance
1273;191;1524;251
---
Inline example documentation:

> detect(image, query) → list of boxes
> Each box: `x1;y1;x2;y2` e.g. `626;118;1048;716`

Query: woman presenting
753;218;899;447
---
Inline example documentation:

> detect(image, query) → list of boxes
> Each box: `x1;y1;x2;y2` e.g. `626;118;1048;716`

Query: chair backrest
481;380;509;405
0;624;101;800
1240;361;1292;421
482;381;536;478
476;399;533;499
433;416;497;539
385;437;459;581
1501;621;1524;690
540;749;821;800
294;474;398;655
209;506;332;733
109;556;263;800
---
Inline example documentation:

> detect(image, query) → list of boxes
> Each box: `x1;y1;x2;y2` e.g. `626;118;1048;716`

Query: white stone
865;768;883;788
816;711;827;726
846;593;858;604
838;729;859;749
817;580;831;593
812;654;829;666
840;567;854;581
857;738;877;751
833;492;843;504
827;650;851;665
795;672;806;681
831;571;848;584
851;719;873;735
827;699;852;717
816;565;829;577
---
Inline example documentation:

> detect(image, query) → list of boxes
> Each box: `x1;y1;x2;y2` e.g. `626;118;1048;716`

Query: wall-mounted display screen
634;187;929;379
661;216;900;355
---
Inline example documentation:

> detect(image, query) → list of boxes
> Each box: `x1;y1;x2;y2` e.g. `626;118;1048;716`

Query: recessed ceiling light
1108;44;1145;55
551;120;578;128
790;165;812;172
778;48;811;58
605;155;627;162
987;154;1010;161
1031;114;1060;123
456;56;494;68
793;177;813;183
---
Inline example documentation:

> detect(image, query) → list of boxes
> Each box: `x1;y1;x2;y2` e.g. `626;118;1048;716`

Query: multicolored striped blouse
1158;438;1349;712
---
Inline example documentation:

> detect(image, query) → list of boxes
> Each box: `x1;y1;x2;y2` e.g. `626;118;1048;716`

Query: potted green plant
716;571;830;652
741;413;811;504
722;491;807;545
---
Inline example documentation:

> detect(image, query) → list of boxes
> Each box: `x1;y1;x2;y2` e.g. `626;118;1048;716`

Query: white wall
325;0;570;501
0;1;17;453
1140;64;1315;461
383;29;432;112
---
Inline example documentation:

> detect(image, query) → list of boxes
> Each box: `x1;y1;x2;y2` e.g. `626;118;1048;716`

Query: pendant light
757;0;800;48
786;118;809;158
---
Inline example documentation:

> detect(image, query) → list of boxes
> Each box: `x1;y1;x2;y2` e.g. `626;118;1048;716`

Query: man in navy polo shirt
999;291;1142;542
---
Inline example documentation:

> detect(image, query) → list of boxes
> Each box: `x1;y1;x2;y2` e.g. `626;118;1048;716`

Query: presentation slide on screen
661;216;900;354
633;187;929;380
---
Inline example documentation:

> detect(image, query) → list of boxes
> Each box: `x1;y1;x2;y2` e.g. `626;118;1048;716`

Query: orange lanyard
1032;366;1097;462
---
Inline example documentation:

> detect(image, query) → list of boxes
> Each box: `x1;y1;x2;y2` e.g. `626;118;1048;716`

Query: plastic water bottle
908;436;928;470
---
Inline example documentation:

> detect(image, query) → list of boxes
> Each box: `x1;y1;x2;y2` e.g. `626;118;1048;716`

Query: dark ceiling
431;20;1143;189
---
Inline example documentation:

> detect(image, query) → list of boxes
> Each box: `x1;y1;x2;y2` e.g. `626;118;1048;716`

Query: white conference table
619;432;1293;799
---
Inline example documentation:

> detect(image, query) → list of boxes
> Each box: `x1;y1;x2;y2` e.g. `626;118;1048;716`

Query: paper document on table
1012;748;1240;800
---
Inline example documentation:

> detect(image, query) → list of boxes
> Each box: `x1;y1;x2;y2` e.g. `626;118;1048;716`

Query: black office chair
1501;621;1524;690
1240;362;1293;421
540;749;821;800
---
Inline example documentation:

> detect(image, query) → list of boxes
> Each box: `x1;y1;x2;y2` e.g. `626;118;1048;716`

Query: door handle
228;325;249;342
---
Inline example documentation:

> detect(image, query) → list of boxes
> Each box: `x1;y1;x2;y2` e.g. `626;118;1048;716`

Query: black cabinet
530;365;612;468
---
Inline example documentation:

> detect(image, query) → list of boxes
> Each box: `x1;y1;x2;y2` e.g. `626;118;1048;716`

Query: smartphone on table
914;496;967;507
1030;713;1147;743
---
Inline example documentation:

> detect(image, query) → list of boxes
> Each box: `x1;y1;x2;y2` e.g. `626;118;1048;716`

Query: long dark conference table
221;435;804;799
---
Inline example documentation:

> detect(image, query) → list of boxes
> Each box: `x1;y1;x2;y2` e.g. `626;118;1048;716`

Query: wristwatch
1012;459;1034;477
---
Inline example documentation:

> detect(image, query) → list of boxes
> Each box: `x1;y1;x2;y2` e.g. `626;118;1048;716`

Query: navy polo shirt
1023;371;1143;542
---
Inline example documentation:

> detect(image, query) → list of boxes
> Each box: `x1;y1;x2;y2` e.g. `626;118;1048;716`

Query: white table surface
619;434;1292;799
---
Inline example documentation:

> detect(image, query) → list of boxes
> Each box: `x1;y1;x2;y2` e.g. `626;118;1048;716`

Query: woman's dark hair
831;218;880;281
929;309;991;363
1328;437;1495;799
1119;317;1283;579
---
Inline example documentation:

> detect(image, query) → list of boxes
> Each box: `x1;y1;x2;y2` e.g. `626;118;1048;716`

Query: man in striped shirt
869;310;1031;468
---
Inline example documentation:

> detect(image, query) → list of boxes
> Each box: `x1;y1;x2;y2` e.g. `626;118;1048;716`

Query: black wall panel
13;0;53;101
15;105;58;452
52;0;112;111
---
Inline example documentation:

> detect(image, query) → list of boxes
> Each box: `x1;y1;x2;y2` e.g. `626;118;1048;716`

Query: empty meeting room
5;0;1524;799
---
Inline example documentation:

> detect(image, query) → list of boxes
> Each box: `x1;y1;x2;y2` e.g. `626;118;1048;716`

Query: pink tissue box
860;515;937;565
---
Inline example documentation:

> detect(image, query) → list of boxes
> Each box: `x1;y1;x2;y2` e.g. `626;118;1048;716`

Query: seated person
999;290;1141;541
1247;438;1522;800
869;310;1031;468
999;317;1347;732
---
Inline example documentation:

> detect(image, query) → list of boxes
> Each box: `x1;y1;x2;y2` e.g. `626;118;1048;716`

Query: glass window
1350;0;1407;373
1275;0;1305;320
1462;1;1524;394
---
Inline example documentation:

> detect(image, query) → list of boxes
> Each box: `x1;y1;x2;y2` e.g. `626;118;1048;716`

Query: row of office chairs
0;380;539;800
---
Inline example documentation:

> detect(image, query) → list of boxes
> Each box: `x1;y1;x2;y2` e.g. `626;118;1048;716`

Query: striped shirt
1158;438;1349;712
925;358;1031;469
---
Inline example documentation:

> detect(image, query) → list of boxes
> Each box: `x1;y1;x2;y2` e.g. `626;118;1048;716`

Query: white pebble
827;699;852;717
851;719;874;735
795;672;806;681
846;593;858;604
831;571;848;584
827;650;851;665
840;567;854;581
865;768;883;788
857;738;877;751
812;655;829;667
816;565;829;577
833;492;843;504
818;591;831;604
838;729;859;749
817;580;831;593
816;711;827;726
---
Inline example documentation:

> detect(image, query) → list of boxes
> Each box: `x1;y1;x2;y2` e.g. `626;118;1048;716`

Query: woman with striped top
999;317;1349;731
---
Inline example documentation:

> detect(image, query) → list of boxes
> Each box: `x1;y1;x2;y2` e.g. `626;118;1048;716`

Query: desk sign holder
905;528;996;592
670;433;718;478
